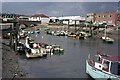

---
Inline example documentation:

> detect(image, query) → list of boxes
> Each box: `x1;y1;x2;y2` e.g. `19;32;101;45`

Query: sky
1;0;120;2
2;2;119;17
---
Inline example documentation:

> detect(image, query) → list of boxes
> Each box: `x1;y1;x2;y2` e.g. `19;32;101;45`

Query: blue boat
86;53;120;80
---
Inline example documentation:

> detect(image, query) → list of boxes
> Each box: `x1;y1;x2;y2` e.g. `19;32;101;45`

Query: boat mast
104;25;107;39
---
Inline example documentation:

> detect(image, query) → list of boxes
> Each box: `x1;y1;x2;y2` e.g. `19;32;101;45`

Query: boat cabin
26;37;40;49
94;54;120;76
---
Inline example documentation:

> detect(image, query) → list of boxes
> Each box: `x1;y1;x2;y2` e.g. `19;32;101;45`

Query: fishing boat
53;31;60;36
17;42;25;53
39;43;53;54
60;31;67;36
86;53;120;80
67;32;76;37
19;31;27;39
52;44;64;53
101;37;114;43
101;25;114;43
46;30;52;35
25;37;47;58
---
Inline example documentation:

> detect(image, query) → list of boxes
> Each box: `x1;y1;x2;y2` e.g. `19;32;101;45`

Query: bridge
1;20;41;52
1;19;41;28
17;20;41;27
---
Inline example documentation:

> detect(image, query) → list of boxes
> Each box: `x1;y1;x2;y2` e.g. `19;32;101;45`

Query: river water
18;31;119;78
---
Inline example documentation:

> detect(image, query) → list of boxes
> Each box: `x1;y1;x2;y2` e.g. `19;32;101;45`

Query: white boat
86;53;120;80
25;37;47;58
102;36;114;43
45;45;54;55
68;32;76;37
101;25;114;43
53;31;60;36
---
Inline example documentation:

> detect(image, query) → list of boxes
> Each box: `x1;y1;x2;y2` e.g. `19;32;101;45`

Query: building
49;17;58;23
86;13;95;22
19;16;29;20
94;12;119;26
29;14;50;23
58;16;86;25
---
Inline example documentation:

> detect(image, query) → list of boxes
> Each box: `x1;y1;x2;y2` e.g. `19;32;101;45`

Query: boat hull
101;37;114;43
86;60;120;80
26;52;47;59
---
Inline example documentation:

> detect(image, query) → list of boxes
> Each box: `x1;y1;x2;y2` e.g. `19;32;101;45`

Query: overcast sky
2;2;118;16
1;0;119;2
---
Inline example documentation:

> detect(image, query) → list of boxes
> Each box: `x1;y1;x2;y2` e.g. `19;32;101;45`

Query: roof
105;56;120;62
31;14;49;18
97;53;120;62
58;16;86;21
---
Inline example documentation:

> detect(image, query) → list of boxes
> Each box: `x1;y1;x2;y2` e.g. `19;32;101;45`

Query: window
103;15;106;18
102;60;110;72
108;15;112;18
98;15;101;18
110;62;120;75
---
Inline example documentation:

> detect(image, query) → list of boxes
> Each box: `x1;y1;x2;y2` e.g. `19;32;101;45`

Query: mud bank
2;39;27;79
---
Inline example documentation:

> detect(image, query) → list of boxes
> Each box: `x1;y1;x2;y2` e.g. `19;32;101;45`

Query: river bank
2;39;27;79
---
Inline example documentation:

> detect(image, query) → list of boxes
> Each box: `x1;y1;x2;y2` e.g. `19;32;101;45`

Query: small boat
46;30;52;35
39;43;53;54
53;31;60;36
19;31;27;39
101;25;114;43
79;31;92;39
60;31;66;36
40;27;50;31
34;30;40;34
68;32;76;37
17;42;25;53
86;53;120;80
101;37;114;43
23;30;34;34
25;37;47;58
52;44;64;53
45;45;54;55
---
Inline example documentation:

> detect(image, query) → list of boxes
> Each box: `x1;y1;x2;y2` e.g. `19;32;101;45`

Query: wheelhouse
100;55;120;76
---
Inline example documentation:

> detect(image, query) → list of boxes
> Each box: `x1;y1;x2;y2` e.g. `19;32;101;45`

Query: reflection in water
18;32;118;78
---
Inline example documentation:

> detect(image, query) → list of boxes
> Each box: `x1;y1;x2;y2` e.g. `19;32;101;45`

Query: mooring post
14;23;20;52
89;21;93;36
68;20;69;31
74;20;76;32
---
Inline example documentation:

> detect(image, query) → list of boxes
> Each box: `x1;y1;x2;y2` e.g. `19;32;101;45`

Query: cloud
1;0;119;2
2;2;118;16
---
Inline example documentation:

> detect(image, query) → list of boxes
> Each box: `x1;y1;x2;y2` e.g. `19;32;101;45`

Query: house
58;16;86;25
86;13;95;22
29;14;50;23
94;12;119;26
49;17;58;23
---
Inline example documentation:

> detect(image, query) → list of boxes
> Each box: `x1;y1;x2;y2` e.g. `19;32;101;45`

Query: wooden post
68;20;69;31
90;21;93;36
14;23;19;52
9;23;14;48
75;20;76;32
